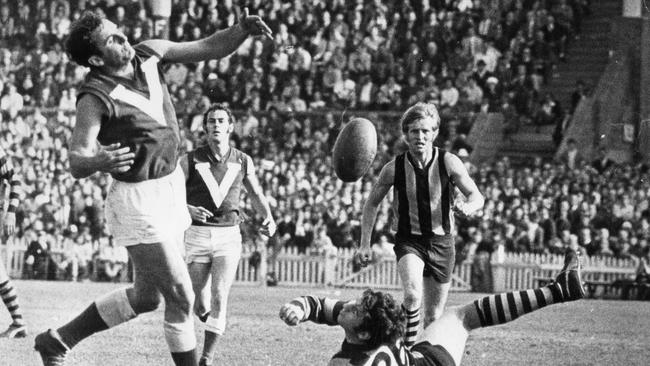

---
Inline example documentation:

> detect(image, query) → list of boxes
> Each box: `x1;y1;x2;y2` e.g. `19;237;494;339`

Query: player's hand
3;212;15;236
188;205;213;222
354;245;373;267
279;303;304;326
453;201;473;216
238;7;273;40
97;143;135;174
259;217;276;237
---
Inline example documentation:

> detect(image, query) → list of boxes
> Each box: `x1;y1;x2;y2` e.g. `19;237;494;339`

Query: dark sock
201;330;220;362
57;303;109;349
171;349;198;366
473;285;562;327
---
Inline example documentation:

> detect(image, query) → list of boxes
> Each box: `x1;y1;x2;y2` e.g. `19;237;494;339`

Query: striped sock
403;306;420;347
473;284;563;327
0;280;25;326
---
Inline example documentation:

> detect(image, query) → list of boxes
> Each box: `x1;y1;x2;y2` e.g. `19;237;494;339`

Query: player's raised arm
141;7;272;64
357;161;395;262
445;153;484;216
279;296;344;326
68;95;136;179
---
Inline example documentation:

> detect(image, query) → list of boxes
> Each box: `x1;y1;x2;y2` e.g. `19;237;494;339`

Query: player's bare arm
357;161;395;262
141;8;272;64
69;95;135;179
243;156;276;237
445;153;484;216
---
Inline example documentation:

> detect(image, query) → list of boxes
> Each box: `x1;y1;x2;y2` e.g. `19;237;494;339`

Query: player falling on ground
280;249;585;366
34;9;272;366
180;104;276;366
356;102;484;347
0;148;25;338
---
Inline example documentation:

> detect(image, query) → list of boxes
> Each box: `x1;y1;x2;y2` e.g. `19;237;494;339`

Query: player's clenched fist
354;245;373;267
279;303;305;326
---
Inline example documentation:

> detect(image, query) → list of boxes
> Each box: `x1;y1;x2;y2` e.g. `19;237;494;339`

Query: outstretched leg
35;241;197;366
418;250;585;366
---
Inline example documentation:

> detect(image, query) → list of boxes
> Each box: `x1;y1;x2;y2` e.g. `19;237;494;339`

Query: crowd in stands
1;0;647;285
1;0;592;132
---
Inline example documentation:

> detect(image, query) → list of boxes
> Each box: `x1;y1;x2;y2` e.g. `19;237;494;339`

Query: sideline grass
0;280;648;365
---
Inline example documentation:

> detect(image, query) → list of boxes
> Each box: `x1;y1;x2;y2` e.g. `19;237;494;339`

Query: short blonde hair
399;102;440;133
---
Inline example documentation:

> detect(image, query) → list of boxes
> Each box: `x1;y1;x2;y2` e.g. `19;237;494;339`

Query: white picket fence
2;239;639;293
236;247;638;292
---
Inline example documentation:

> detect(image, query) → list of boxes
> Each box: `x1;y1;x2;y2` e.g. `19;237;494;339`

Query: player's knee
134;293;162;313
163;319;197;353
165;282;195;314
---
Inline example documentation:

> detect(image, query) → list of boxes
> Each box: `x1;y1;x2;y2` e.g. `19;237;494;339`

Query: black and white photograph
0;0;648;365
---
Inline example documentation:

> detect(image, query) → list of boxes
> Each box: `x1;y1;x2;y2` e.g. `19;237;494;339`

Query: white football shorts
184;225;242;264
105;165;191;247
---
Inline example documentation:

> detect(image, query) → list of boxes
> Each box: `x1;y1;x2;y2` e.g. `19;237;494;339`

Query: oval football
332;118;378;182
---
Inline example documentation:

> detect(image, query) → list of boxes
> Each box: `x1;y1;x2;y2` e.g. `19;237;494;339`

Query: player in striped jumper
0;149;25;338
357;103;484;347
280;250;585;366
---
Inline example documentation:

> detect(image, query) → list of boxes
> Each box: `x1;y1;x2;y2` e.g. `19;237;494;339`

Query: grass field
0;280;648;366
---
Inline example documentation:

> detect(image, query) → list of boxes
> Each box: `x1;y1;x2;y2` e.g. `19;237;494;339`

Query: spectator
310;226;337;258
592;228;614;257
440;78;460;110
371;234;394;263
462;76;483;111
533;93;563;131
68;231;94;281
95;237;128;282
472;59;493;90
23;230;50;280
557;138;583;170
591;146;614;173
1;84;24;120
483;77;501;112
570;79;587;112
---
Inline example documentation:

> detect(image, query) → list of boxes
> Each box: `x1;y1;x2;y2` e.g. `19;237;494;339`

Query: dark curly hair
400;102;440;134
203;103;236;129
355;289;405;348
65;11;104;68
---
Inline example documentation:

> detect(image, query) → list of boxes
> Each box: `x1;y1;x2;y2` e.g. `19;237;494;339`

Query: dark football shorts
393;233;455;283
411;342;456;366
